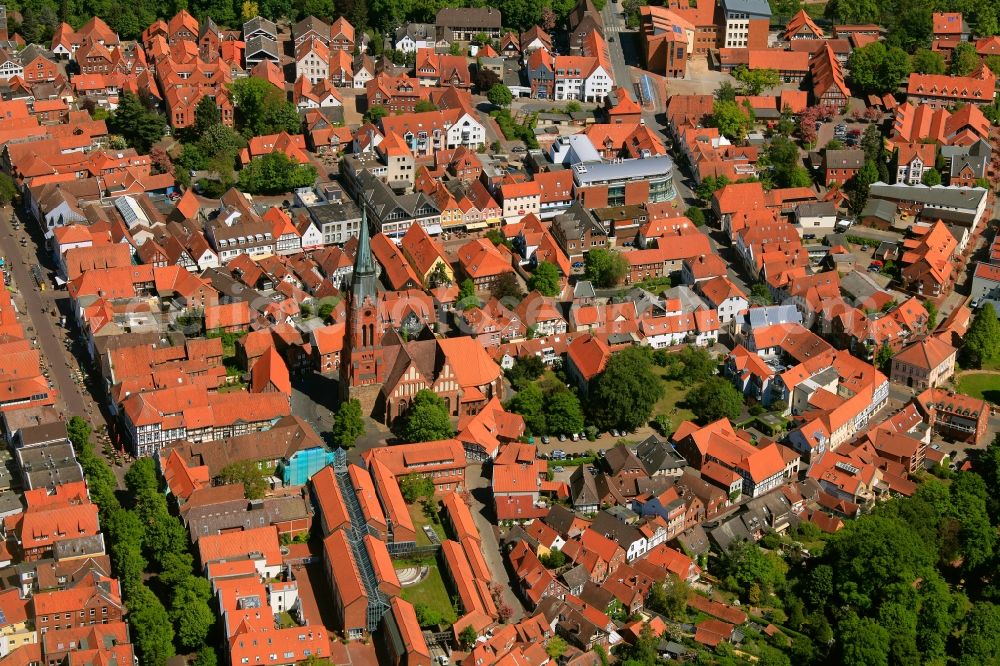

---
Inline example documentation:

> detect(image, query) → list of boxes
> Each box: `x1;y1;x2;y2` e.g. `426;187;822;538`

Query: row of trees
69;418;217;666
9;0;599;50
961;303;1000;369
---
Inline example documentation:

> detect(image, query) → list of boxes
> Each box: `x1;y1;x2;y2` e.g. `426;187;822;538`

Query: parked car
559;433;567;442
541;436;550;444
611;429;620;437
552;449;566;460
553;466;565;473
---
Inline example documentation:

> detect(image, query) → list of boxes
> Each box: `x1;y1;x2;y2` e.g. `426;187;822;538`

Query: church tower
341;205;385;410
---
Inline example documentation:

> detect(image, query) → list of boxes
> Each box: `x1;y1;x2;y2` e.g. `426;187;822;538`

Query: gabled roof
784;9;823;39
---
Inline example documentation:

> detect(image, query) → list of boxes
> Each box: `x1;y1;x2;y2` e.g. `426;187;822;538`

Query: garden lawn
396;566;457;625
650;369;696;425
408;502;446;546
956;373;1000;404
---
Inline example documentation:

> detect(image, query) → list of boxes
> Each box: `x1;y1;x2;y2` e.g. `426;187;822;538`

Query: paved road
0;205;86;417
466;463;525;621
601;2;632;92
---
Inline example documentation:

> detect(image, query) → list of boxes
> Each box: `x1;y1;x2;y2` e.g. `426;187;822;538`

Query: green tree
318;301;337;320
584;248;628;288
528;261;562;296
194;647;219;666
540;548;567;569
719;541;785;598
733;65;780;95
986;54;1000;76
545;636;568;660
912;48;946;74
331;399;365;448
591;346;665;432
170;586;215;651
129;586;176;666
765;135;811;188
848;159;879;215
917;573;957;660
960;602;1000;666
490;273;523;301
218;460;268;499
545;390;585;436
750;283;772;305
715;80;737;102
837;612;889;666
973;434;1000;522
238;153;318;195
364;104;388;124
847;42;912;94
507;382;546;434
951;41;980;76
459;625;479;650
828;0;879;23
458;278;478;309
109;91;165;153
665;346;717;386
823;514;935;612
686;207;706;226
924;299;938;329
192;95;222;137
874;343;893;372
505;356;546;388
949;472;996;571
922;167;942;186
960;303;1000;368
646;575;689;620
688;377;743;423
414;99;438;112
401;389;452;442
487;83;513;108
230;77;301;138
124;457;159;496
399;473;436;503
711;99;751;141
696;175;730;202
199;123;246;161
67;416;93;452
0;173;17;205
301;0;336;19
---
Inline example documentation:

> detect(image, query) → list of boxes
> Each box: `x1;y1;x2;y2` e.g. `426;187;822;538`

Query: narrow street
467;463;525;622
0;204;87;418
600;1;632;89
